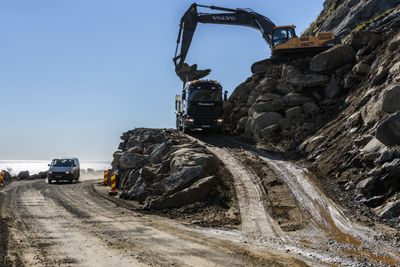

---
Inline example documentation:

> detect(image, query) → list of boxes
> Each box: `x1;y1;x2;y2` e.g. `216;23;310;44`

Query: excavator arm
174;3;276;82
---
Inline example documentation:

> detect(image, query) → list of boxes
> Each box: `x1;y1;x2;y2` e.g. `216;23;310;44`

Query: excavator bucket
176;63;211;82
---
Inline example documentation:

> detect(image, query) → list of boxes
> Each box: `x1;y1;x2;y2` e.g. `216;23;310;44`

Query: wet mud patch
231;149;305;230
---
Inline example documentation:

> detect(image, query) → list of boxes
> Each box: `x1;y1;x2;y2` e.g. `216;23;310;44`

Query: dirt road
189;133;400;267
0;179;307;267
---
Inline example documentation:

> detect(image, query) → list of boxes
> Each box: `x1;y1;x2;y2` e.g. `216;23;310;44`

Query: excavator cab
272;26;297;47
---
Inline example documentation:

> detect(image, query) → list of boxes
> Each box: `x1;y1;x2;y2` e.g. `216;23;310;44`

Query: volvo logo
198;102;215;106
212;16;236;21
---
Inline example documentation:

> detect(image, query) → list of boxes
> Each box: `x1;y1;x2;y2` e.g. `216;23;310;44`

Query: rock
349;31;382;50
260;124;280;139
363;195;386;208
354;135;373;147
372;67;388;85
285;106;303;121
381;158;400;174
38;171;48;178
283;93;313;107
310;45;356;72
251;100;285;114
352;62;371;75
376;149;395;164
389;62;400;77
344;73;362;89
170;148;216;175
281;64;300;79
119;150;149;169
379;200;400;219
17;171;30;179
149;143;170;164
251;112;283;136
276;83;295;95
381;85;400;113
126;138;139;150
324;79;341;98
388;33;400;52
149;176;216;209
29;174;40;180
288;74;330;88
303;102;320;115
237;116;248;132
258;93;282;102
163;165;204;195
356;177;377;196
362;137;385;153
376;112;400;146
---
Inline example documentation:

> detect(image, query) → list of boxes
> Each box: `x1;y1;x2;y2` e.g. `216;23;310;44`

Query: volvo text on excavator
173;3;339;81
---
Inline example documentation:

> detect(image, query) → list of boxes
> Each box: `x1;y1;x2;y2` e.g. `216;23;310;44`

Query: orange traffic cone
108;173;118;196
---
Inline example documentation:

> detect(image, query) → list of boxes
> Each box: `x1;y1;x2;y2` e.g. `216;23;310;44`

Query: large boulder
283;93;313;107
288;74;330;88
349;31;382;50
17;171;29;179
250;112;283;136
149;176;216;209
381;85;400;113
379;200;400;219
149;142;170;164
376;112;400;146
310;45;355;72
352;62;371;75
119;149;149;169
163;166;205;195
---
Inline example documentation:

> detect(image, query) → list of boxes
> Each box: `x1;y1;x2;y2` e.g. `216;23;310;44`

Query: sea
0;160;111;177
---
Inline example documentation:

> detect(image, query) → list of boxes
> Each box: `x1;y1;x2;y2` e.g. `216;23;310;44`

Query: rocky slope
224;1;400;225
111;128;239;226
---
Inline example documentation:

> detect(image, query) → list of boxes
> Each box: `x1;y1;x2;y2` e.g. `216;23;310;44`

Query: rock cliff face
224;2;400;224
112;128;239;226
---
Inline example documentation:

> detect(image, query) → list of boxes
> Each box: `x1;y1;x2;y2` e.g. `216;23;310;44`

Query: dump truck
175;80;227;132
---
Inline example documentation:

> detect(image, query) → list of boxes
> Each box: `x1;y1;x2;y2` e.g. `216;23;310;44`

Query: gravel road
0;179;306;267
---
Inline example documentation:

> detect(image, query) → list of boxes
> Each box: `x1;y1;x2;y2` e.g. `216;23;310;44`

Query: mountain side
224;2;400;225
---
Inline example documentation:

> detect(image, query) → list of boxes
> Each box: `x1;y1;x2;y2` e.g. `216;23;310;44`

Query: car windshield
52;159;73;167
188;88;222;102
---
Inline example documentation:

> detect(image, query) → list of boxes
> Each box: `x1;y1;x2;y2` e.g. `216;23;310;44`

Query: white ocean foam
0;160;111;176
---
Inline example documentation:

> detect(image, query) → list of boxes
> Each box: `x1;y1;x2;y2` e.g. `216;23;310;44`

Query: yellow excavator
174;3;339;81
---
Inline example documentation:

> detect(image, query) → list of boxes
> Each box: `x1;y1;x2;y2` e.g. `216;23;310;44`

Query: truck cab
176;80;227;132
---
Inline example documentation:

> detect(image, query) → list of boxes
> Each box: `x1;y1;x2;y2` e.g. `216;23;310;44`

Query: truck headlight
217;119;223;123
48;172;52;174
65;172;70;174
188;118;194;123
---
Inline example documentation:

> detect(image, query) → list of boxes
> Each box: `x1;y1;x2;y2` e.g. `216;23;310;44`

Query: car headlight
65;172;70;174
48;172;52;174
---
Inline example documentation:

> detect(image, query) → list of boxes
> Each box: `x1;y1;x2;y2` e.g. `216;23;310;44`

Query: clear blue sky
0;0;323;161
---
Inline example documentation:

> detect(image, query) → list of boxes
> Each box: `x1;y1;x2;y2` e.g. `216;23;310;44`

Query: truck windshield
188;89;221;102
52;159;73;167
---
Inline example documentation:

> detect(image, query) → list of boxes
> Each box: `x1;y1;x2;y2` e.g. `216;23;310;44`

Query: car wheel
69;179;73;184
48;179;52;184
56;180;59;184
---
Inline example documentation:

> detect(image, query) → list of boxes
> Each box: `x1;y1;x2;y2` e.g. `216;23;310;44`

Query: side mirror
48;164;51;167
182;91;186;100
224;91;228;101
73;164;77;167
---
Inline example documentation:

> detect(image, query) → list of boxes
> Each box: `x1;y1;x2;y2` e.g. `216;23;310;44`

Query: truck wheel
48;178;52;184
